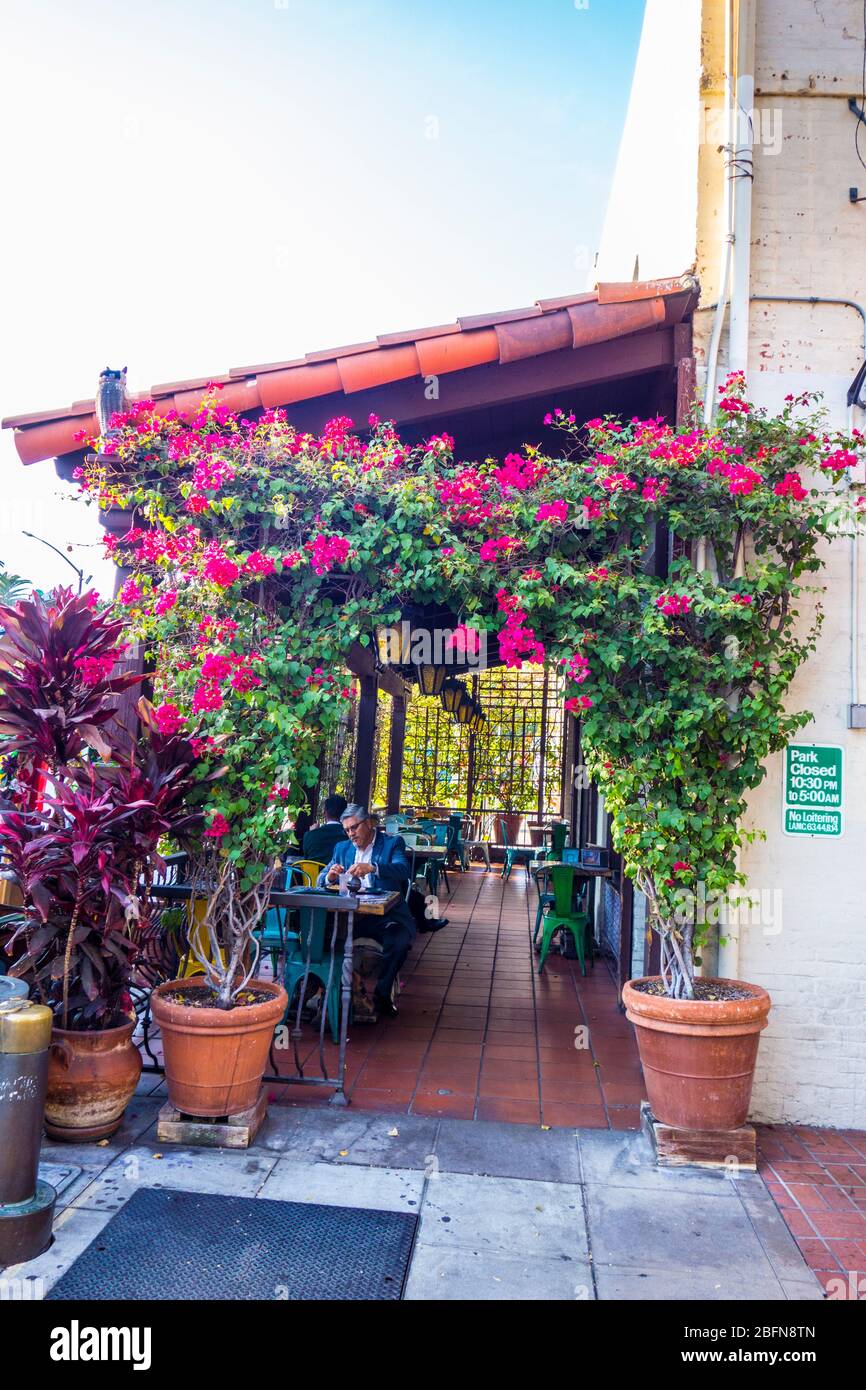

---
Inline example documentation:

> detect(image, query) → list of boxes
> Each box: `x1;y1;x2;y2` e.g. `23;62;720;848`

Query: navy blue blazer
318;830;415;935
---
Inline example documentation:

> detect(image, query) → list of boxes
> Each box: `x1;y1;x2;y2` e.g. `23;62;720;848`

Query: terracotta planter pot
151;979;287;1118
45;1019;142;1142
622;976;771;1131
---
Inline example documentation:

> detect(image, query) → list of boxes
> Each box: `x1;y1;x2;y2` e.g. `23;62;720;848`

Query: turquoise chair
499;818;534;881
537;865;590;975
254;864;310;974
283;899;344;1044
447;813;467;870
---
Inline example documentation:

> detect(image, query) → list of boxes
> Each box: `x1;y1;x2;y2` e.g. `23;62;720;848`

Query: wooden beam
345;640;410;699
386;694;407;813
353;674;378;806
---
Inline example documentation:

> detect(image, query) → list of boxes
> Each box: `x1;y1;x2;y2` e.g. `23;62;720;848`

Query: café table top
273;887;401;917
150;881;401;917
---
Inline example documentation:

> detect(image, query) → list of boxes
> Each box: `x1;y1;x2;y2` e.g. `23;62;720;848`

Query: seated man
318;805;445;1016
302;793;348;863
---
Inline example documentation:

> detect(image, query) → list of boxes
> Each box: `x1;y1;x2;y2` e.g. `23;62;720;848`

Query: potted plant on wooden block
150;856;286;1118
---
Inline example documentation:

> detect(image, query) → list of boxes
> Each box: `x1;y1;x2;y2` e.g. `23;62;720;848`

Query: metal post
0;993;56;1264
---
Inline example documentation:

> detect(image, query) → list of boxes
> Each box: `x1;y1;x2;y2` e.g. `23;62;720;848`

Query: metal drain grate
48;1187;418;1301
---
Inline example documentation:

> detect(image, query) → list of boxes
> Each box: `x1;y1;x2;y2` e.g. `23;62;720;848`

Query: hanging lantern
440;677;465;713
416;664;446;697
455;692;475;725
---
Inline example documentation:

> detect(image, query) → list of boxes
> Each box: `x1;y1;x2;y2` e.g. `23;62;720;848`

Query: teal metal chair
283;898;344;1044
499;818;534;881
446;814;467;871
254;863;310;975
536;865;590;975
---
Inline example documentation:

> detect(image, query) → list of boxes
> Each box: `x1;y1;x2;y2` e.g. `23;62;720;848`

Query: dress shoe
420;916;449;934
373;991;399;1017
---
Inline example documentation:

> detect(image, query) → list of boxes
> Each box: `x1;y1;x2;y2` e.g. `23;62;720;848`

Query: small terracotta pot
151;979;287;1118
622;976;771;1131
45;1019;142;1142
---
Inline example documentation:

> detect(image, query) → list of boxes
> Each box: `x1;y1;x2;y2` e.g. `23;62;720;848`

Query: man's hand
351;862;375;878
326;863;343;882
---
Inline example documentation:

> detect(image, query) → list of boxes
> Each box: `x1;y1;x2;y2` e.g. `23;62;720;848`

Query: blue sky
0;0;646;594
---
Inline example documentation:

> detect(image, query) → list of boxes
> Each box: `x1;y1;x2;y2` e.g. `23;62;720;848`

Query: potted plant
0;588;208;1139
548;377;865;1130
149;856;287;1118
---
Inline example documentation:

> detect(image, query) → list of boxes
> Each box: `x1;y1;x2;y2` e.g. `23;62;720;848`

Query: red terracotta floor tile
411;1094;476;1119
476;1098;541;1125
543;1103;608;1128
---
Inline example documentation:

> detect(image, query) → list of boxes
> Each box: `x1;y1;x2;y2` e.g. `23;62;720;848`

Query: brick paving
756;1123;866;1299
266;863;646;1127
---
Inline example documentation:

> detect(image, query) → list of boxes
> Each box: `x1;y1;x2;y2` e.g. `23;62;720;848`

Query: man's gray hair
341;804;371;823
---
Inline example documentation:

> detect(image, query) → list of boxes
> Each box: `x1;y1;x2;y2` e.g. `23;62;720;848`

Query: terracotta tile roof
2;276;698;465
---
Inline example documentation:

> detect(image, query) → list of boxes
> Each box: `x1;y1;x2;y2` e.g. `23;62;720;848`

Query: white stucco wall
598;0;866;1128
593;0;703;285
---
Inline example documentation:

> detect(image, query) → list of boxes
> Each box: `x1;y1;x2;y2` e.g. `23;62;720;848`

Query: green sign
783;744;844;837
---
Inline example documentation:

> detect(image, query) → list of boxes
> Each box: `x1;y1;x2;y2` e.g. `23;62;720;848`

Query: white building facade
597;0;866;1128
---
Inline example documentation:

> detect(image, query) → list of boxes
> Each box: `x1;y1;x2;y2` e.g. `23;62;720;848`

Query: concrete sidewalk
6;1085;824;1301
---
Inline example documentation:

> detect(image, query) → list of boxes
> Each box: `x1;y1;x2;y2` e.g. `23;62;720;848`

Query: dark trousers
360;915;415;999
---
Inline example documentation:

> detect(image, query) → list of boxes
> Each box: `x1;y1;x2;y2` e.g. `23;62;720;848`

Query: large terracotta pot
622;976;771;1130
151;979;287;1118
45;1018;142;1142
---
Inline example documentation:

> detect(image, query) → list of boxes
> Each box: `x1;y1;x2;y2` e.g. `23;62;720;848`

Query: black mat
47;1187;418;1301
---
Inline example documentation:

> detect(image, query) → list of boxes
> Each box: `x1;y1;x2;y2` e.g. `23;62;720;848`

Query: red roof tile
2;276;698;463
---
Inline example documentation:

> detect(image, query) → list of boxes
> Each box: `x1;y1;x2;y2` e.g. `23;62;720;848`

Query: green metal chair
499;818;534;881
537;865;590;975
283;898;344;1044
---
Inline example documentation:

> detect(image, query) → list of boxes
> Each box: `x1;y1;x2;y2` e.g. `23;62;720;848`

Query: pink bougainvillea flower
230;664;263;692
243;550;276;577
479;535;520;562
204;813;230;839
192;681;224;713
774;471;808;501
154;588;178;616
154;703;185;735
202;547;240;587
119;579;142;605
656;593;691;617
305;533;351;575
641;477;669;503
535;499;568;524
201;653;234;682
74;653;116;685
819;448;859;471
586;567;609;582
582;497;602;521
440;546;455;557
494;452;546;493
185;494;211;514
730;593;753;606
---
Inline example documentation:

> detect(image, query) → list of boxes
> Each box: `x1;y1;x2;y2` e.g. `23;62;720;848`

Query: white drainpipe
728;0;757;375
703;0;736;423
